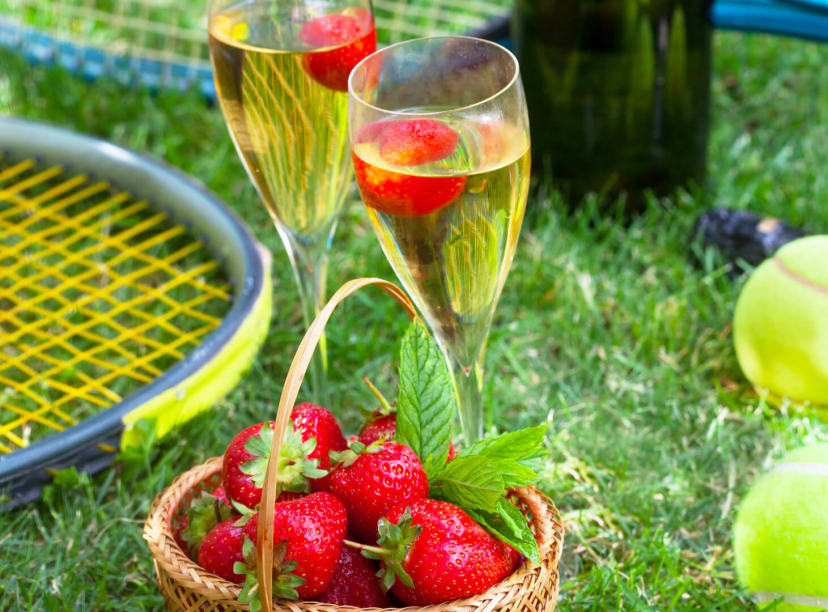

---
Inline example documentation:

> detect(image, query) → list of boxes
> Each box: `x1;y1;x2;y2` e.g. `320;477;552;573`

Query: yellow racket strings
0;155;232;453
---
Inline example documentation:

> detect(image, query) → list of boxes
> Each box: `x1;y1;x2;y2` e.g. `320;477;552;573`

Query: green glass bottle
513;0;713;210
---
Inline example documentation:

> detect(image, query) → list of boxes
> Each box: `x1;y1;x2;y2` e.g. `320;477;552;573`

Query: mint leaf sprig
393;320;550;564
395;320;454;480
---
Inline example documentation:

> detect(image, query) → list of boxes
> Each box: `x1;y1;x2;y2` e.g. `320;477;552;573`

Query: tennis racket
0;116;271;508
0;0;512;100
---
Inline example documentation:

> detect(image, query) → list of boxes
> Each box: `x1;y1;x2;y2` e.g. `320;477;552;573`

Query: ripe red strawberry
328;440;428;543
291;403;347;492
379;119;460;166
299;10;376;92
353;153;466;217
358;413;397;446
175;486;233;559
315;546;393;607
275;491;306;503
243;492;348;599
370;499;520;605
198;517;247;584
223;405;343;508
358;413;456;461
224;421;274;508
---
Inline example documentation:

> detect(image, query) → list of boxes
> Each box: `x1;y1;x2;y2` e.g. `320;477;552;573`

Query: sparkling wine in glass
348;37;530;442
208;0;376;402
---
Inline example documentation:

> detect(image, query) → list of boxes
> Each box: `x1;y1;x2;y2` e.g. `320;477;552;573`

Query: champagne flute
348;37;530;442
208;0;376;403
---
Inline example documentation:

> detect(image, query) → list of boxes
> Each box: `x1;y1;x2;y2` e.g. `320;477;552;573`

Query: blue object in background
712;0;828;42
0;0;826;104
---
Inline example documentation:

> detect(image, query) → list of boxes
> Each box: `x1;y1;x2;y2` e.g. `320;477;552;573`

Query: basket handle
256;277;418;611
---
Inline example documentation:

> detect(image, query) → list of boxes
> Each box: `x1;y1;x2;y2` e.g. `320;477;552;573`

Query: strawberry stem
362;375;394;415
213;499;222;525
343;539;390;557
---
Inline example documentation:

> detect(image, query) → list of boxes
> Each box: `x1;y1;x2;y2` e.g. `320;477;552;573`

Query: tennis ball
733;443;828;611
733;235;828;408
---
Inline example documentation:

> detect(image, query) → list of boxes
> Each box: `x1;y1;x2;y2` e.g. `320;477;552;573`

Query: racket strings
0;0;510;78
0;154;232;453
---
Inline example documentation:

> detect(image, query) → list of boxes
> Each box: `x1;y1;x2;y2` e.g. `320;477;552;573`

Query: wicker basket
143;278;565;612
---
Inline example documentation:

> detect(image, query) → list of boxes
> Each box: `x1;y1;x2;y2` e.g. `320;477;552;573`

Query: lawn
1;27;827;611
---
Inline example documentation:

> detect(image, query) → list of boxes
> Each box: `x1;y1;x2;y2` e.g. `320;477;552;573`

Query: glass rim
347;35;521;116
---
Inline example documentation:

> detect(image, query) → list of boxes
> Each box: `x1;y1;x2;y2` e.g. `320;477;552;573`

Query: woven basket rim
144;456;565;611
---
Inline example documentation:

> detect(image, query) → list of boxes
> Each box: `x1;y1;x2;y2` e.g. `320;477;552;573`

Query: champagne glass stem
449;356;484;443
280;227;331;406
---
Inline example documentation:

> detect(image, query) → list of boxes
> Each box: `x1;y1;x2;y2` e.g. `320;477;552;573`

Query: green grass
1;30;827;610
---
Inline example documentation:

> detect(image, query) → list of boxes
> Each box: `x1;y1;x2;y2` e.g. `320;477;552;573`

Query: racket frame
0;117;271;507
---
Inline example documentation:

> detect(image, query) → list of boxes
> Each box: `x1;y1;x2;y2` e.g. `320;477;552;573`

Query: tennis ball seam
774;256;828;296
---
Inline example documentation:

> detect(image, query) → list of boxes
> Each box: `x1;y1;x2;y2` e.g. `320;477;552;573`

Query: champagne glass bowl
348;36;530;442
208;0;376;402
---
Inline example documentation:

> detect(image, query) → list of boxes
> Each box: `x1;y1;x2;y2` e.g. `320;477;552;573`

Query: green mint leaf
495;460;541;489
396;320;455;479
458;424;549;468
466;497;540;564
429;456;505;512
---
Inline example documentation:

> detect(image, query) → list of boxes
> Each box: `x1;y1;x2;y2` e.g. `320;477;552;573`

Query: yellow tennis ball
733;235;828;408
733;443;828;611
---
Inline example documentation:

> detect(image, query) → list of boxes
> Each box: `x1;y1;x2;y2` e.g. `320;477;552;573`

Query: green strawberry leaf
238;570;261;612
429;456;504;512
244;426;273;460
396;320;455;479
271;560;304;600
372;509;421;591
236;535;305;610
466;497;541;564
180;493;234;555
240;425;326;493
237;535;260;612
243;534;255;559
232;500;257;527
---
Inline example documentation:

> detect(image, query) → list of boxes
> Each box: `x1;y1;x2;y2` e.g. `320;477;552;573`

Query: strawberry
223;406;343;508
299;10;376;92
328;440;428;543
358;413;456;461
198;517;247;584
379;119;460;166
290;403;347;492
315;546;393;607
223;421;322;509
175;486;233;559
360;499;520;605
358;413;397;446
242;492;348;599
353;153;466;217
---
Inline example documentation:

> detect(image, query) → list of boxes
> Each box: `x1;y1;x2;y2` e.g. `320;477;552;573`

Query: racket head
0;0;511;99
0;117;271;508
